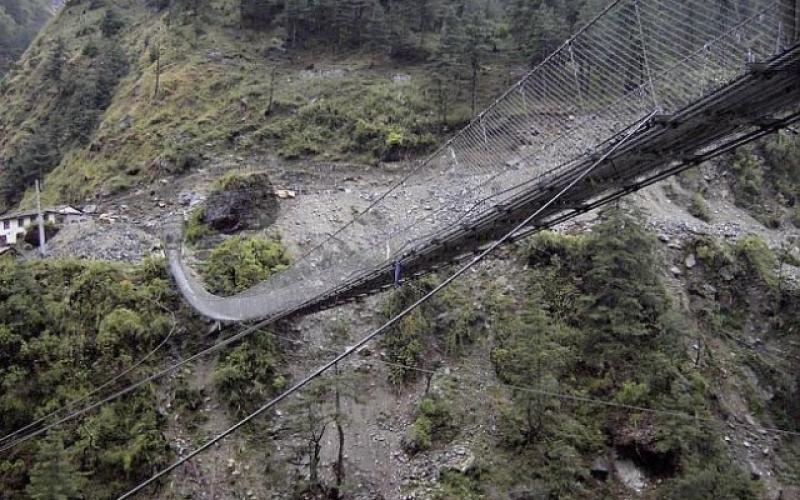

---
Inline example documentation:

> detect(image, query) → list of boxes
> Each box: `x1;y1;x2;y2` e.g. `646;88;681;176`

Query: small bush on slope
403;394;456;454
688;192;712;222
202;234;290;296
213;331;286;417
379;277;484;385
726;132;800;229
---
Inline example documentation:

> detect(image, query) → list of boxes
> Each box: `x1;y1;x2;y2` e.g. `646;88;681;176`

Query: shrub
101;9;125;37
662;466;759;499
403;395;455;454
213;332;285;415
82;41;100;58
730;149;764;207
215;171;244;190
379;277;439;384
688;192;712;222
184;207;211;245
202;235;290;295
96;307;146;357
433;470;484;500
734;235;777;288
0;258;186;498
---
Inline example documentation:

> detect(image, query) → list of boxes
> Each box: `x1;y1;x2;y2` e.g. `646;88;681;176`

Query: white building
0;206;85;246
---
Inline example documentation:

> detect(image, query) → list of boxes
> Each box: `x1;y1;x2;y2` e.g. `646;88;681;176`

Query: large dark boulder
203;172;279;233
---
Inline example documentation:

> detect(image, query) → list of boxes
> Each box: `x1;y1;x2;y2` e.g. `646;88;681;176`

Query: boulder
439;450;476;476
790;246;800;263
178;192;194;206
203;172;279;233
274;189;296;199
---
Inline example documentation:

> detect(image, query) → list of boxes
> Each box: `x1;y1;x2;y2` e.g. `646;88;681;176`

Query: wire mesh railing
166;0;797;322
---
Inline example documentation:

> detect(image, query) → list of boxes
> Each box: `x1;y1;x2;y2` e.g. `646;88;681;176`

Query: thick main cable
0;314;282;454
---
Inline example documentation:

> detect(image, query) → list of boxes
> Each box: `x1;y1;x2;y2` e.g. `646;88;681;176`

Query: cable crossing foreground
119;113;659;498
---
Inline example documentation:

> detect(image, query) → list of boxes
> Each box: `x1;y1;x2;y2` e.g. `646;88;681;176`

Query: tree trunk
153;45;161;100
309;424;325;493
333;420;345;498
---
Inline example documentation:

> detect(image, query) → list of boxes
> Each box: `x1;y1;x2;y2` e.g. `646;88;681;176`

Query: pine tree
365;0;391;52
240;0;282;30
45;38;66;82
463;10;490;115
100;8;124;38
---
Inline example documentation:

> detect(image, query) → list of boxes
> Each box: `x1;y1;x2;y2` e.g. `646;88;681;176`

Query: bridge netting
166;0;797;322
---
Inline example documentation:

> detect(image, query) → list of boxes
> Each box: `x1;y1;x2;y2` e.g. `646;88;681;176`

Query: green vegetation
255;79;440;163
214;170;246;190
686;232;799;435
482;207;761;498
376;208;780;498
1;2;132;211
380;277;484;384
379;277;439;384
184;206;211;245
691;234;779;295
0;0;52;76
213;331;286;416
0;256;197;498
0;0;614;209
433;470;484;500
404;394;455;454
202;234;290;295
726;133;800;229
688;192;712;222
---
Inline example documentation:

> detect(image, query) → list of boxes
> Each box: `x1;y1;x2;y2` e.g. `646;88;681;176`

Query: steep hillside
0;0;53;76
0;0;605;212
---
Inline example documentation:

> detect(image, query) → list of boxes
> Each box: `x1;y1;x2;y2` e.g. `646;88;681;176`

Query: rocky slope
26;141;797;499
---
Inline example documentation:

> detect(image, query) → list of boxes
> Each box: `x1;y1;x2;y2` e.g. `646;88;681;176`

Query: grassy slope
1;0;521;210
0;0;52;76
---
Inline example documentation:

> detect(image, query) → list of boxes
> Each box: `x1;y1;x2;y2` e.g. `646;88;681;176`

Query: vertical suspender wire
569;43;586;113
635;0;663;111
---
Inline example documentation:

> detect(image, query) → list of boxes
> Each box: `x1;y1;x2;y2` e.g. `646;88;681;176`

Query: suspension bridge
3;0;799;497
168;0;800;323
